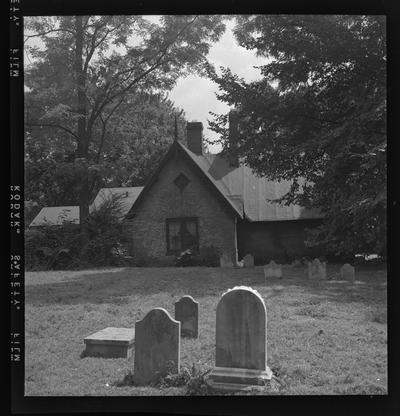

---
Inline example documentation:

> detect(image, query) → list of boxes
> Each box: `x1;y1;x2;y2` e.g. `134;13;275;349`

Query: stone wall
125;150;238;263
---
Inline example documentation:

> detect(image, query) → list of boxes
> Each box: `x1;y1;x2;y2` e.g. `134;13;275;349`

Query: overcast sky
168;19;269;153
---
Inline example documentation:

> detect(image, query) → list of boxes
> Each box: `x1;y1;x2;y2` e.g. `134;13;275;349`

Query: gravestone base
84;327;135;359
207;366;273;392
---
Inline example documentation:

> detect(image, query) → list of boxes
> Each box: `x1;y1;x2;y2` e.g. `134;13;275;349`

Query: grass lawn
25;264;387;396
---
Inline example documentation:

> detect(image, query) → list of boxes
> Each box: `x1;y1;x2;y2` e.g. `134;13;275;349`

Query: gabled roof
127;140;322;222
126;141;244;219
30;206;80;226
29;187;143;226
185;149;323;221
90;187;144;219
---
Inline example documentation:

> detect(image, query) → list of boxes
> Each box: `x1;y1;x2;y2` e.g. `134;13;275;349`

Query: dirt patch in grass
25;264;387;395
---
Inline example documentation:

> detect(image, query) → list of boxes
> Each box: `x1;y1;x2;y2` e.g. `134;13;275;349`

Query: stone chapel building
125;120;323;265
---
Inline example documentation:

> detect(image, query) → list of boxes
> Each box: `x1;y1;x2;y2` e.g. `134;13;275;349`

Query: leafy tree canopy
25;91;186;207
25;15;225;212
208;15;386;257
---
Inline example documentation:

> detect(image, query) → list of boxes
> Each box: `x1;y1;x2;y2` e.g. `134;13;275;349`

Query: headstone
308;258;327;280
83;327;135;359
219;252;234;268
133;308;180;386
174;295;199;338
291;259;302;268
207;286;272;391
340;263;355;282
243;254;254;268
263;260;283;279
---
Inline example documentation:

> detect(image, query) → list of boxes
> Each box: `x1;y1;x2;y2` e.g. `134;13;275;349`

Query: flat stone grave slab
84;327;135;359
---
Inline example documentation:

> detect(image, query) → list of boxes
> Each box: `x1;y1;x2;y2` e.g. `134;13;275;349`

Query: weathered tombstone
340;263;355;282
207;286;272;391
263;260;283;279
133;308;180;386
243;254;254;268
174;295;199;338
220;252;234;268
308;258;327;280
291;259;302;268
83;327;135;359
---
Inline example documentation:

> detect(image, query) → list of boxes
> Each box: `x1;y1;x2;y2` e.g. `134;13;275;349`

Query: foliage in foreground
113;363;214;395
175;246;221;267
25;194;131;270
208;15;386;258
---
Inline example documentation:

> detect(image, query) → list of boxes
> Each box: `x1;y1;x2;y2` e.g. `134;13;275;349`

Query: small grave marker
174;295;199;338
308;258;327;280
133;308;180;386
264;260;283;279
219;252;234;268
243;254;254;268
340;263;355;282
291;259;302;268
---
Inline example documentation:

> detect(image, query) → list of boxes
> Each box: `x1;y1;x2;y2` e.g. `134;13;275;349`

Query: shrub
155;363;213;395
132;248;163;267
112;363;213;394
175;249;197;267
79;193;130;266
175;246;221;267
25;222;81;270
196;245;221;267
25;193;131;270
185;367;213;395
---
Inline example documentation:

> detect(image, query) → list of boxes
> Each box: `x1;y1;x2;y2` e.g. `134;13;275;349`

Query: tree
25;91;186;207
25;15;226;227
208;15;386;257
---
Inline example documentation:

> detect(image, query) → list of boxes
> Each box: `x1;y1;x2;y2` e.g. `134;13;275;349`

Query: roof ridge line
177;142;237;198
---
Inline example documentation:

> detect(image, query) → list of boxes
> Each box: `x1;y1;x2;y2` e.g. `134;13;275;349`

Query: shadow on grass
25;266;386;307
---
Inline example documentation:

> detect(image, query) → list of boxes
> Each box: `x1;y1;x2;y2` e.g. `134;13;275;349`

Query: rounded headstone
174;295;199;338
134;308;180;385
340;263;355;282
216;286;267;370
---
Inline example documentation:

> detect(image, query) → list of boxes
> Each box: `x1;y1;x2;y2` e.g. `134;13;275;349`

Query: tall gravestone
243;254;254;268
264;260;283;279
308;258;327;280
207;286;272;391
174;295;199;338
133;308;180;386
340;263;355;282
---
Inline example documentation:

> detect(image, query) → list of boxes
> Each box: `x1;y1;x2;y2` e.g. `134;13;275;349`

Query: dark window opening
166;217;199;255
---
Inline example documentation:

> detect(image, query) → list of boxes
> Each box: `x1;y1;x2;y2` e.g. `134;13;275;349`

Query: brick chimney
186;122;203;155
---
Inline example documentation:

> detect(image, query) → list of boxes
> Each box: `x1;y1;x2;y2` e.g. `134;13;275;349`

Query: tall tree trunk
74;16;90;244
